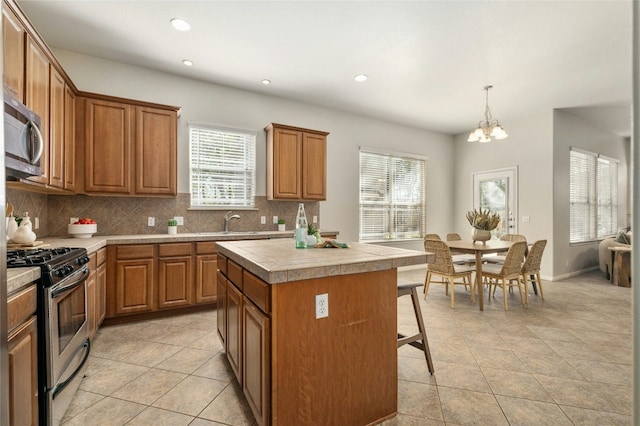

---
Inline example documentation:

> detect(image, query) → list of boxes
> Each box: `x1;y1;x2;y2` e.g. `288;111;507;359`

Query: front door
473;167;518;238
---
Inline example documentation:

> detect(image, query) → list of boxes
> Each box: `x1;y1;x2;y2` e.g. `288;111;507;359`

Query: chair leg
515;279;524;305
502;278;508;310
448;277;455;308
536;272;544;299
423;271;432;299
468;273;475;303
409;287;434;374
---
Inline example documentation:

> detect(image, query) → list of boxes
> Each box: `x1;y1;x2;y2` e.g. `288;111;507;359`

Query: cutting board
7;241;47;249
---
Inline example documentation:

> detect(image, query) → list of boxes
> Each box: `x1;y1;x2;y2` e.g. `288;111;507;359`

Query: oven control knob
76;256;90;266
56;265;74;277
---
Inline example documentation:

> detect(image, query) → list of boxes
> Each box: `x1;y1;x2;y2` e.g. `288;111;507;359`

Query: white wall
54;49;455;248
552;109;629;278
452;111;555;277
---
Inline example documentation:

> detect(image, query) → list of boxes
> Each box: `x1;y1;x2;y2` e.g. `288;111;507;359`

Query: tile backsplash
7;189;320;237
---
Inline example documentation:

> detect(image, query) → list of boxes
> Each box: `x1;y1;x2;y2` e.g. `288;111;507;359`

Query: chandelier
467;85;508;143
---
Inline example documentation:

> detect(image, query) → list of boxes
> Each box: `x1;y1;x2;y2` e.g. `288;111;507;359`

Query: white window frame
189;122;256;209
569;147;619;243
359;147;427;242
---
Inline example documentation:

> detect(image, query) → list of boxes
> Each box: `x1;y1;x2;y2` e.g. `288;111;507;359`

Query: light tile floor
61;269;632;425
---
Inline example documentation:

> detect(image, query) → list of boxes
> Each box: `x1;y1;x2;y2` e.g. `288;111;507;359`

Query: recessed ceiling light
170;18;191;31
354;74;368;82
182;59;193;66
262;79;271;85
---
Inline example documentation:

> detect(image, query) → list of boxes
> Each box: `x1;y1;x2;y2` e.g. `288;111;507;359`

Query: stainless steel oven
45;266;90;425
7;247;91;426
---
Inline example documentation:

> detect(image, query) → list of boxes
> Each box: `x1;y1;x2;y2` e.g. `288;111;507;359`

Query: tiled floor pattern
61;270;632;425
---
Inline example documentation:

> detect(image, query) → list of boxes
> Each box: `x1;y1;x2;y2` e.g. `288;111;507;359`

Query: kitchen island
215;238;428;426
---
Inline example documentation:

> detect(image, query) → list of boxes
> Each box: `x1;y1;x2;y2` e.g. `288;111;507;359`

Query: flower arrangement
466;208;500;231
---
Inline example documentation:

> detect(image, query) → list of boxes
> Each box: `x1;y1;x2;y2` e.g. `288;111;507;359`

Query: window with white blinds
189;123;256;208
359;148;426;241
569;148;618;243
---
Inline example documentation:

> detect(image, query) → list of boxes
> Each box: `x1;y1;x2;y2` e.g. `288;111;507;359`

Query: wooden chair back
446;233;462;241
424;239;455;275
522;240;546;273
498;241;527;276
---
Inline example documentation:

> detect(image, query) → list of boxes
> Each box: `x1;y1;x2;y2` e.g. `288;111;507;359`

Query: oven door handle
51;268;90;299
51;338;90;400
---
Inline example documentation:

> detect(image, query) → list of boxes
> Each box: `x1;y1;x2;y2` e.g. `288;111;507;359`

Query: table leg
475;251;484;311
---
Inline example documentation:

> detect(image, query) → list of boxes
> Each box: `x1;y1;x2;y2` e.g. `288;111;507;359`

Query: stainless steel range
7;247;91;426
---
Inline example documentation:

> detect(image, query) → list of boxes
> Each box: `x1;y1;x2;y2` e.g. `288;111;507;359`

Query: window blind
189;124;256;208
359;149;426;241
569;148;618;243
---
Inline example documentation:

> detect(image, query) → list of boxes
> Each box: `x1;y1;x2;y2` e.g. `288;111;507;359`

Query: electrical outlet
313;215;318;224
260;216;266;225
174;216;184;225
34;217;39;229
147;217;155;226
522;215;530;223
316;293;328;319
70;217;79;224
273;216;278;224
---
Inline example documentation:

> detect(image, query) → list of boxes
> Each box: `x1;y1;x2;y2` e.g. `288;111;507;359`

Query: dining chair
424;233;441;241
520;240;547;304
397;279;434;374
446;232;476;265
484;233;528;264
423;239;475;308
483;241;527;310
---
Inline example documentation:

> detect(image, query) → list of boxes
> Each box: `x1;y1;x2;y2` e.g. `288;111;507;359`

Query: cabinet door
115;258;154;315
96;262;107;326
158;255;193;309
134;106;177;195
86;269;97;339
216;271;226;347
302;132;327;200
64;85;76;191
49;68;65;188
2;5;25;102
8;316;38;426
25;36;50;185
84;98;132;194
243;300;270;426
272;127;302;199
196;254;217;304
226;282;243;381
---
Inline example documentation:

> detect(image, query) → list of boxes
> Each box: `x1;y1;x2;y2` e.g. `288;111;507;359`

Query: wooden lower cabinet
7;284;38;426
218;262;397;426
196;242;217;304
158;243;193;309
106;242;219;320
226;281;243;381
88;248;107;339
242;300;270;426
216;271;227;346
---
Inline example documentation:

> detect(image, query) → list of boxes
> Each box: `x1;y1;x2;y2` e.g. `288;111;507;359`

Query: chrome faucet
224;211;241;233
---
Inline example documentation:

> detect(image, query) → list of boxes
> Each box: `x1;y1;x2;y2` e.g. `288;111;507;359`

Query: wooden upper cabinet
81;95;178;196
135;106;177;195
83;98;132;194
49;67;65;188
64;85;76;191
25;36;50;185
2;4;25;102
265;123;328;201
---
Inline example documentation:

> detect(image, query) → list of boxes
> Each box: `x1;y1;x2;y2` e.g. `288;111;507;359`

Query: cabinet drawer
196;242;217;255
88;252;97;270
218;253;228;275
243;270;270;314
227;260;243;290
7;284;37;334
159;242;192;257
117;244;154;260
96;247;107;265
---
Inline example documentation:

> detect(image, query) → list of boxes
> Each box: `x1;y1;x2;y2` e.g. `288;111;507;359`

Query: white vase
168;226;177;235
278;224;286;231
471;228;491;243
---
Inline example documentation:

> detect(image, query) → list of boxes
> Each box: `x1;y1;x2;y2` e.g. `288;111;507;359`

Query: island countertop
216;238;429;284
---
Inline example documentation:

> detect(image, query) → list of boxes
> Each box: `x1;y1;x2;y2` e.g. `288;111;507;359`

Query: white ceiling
17;0;633;137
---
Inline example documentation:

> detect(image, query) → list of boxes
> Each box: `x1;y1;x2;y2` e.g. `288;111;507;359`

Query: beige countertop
6;230;339;294
216;238;429;284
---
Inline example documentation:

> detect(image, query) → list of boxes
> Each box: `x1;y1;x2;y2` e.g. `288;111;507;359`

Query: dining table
446;239;513;311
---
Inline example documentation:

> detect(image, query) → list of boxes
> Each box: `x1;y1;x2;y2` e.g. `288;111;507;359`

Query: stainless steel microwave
4;89;43;180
